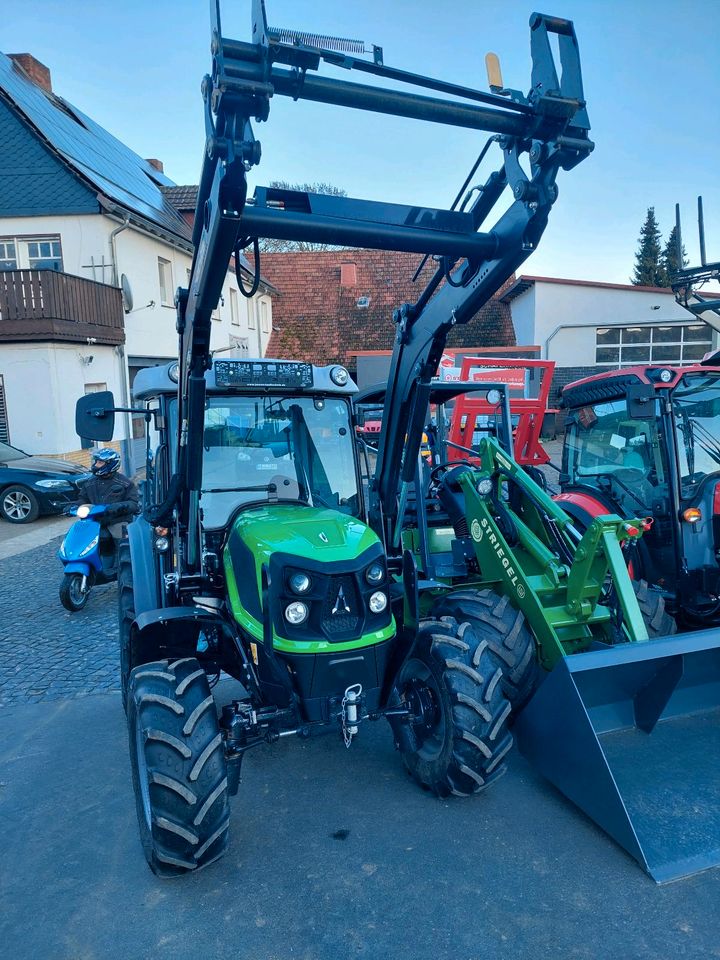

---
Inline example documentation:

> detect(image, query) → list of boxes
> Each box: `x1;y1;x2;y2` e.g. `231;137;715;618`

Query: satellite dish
120;273;134;313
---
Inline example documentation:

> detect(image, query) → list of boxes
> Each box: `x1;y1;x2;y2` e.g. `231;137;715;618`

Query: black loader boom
168;0;593;575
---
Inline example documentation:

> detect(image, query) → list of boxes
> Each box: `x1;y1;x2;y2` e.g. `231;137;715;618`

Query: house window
248;305;256;329
229;288;239;326
158;257;173;306
260;300;269;333
0;235;63;271
0;375;9;443
595;324;712;367
0;241;17;270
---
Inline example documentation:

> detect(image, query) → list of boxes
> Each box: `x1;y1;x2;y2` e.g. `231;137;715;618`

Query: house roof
261;249;515;366
162;185;199;211
0;52;192;247
500;275;680;304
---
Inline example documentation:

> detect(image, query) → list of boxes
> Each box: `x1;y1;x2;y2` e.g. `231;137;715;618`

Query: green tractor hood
223;505;395;652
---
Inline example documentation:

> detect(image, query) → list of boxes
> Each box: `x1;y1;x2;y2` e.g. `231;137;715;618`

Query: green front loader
416;434;720;882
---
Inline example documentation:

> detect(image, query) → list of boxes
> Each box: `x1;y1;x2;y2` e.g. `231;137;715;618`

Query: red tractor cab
559;362;720;625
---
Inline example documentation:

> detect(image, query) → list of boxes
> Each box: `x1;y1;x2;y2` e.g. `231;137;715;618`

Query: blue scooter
58;503;118;611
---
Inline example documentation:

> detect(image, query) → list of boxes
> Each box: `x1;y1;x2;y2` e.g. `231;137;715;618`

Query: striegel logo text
471;516;522;591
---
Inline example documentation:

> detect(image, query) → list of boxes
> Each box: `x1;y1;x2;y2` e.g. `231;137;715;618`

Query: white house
0;52;274;470
500;275;720;405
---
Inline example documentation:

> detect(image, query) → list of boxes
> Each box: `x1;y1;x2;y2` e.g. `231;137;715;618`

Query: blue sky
4;0;719;284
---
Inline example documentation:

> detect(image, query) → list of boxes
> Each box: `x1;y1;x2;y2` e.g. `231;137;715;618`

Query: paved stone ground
0;536;119;707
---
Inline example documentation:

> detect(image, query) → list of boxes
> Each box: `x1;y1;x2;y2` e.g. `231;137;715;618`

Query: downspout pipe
109;216;133;474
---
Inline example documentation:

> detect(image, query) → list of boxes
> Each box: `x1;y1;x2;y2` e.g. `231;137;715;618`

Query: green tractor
75;2;596;874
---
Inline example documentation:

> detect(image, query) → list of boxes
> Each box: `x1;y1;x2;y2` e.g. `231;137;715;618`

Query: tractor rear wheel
633;579;677;637
127;658;230;877
432;589;540;712
118;541;135;713
396;616;513;797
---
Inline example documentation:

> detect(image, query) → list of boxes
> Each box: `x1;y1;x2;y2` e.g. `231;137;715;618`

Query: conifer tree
632;207;664;286
660;224;688;285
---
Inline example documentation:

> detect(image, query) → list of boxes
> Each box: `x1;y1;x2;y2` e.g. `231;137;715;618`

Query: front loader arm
455;438;649;669
370;16;593;546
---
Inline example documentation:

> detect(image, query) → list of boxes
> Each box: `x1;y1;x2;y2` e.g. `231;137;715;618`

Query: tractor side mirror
626;384;656;419
75;391;116;441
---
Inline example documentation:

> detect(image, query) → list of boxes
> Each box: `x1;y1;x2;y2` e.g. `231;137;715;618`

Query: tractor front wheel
396;616;513;797
432;589;540;712
127;658;230;877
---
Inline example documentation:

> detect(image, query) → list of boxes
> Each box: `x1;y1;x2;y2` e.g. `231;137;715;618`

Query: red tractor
557;361;720;626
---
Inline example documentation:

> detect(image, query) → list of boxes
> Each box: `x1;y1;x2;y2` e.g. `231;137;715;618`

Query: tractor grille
321;574;362;638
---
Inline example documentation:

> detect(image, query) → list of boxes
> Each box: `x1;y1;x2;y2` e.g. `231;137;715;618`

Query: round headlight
365;562;384;584
477;477;493;496
369;591;387;614
289;572;312;594
330;365;349;386
659;369;673;383
154;536;170;552
168;361;180;383
76;504;91;519
486;388;502;406
285;601;309;624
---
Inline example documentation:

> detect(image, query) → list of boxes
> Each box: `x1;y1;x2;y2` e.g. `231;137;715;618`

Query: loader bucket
514;630;720;883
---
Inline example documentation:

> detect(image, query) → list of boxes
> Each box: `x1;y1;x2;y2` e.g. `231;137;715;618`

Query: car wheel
0;485;40;523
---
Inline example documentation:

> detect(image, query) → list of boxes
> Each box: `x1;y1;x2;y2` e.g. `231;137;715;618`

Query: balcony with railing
0;270;125;345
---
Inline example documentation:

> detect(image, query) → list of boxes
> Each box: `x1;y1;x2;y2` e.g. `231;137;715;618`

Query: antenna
698;195;707;267
675;203;682;269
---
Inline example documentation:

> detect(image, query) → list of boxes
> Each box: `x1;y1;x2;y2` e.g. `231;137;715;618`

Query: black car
0;441;88;523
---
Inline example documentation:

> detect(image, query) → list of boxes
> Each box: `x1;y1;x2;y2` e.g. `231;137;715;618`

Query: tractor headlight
285;601;309;624
365;562;384;584
477;477;493;496
330;365;349;386
289;571;312;594
369;591;387;614
154;536;170;552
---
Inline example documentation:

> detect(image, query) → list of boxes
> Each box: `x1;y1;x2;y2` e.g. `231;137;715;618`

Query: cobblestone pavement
0;536;119;707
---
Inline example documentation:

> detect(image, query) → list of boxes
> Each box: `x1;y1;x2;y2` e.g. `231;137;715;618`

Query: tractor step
514;629;720;883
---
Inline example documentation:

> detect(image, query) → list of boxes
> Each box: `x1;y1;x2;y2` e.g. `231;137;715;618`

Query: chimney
145;158;164;173
9;53;52;93
340;262;357;287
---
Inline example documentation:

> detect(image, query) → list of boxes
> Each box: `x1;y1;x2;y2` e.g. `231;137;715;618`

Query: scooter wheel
60;572;89;612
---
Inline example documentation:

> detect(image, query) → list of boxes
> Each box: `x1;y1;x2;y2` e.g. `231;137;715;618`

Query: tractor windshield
563;396;668;514
672;374;720;493
199;394;361;528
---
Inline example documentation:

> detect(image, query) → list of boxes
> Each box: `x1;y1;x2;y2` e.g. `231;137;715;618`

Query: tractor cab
560;364;720;622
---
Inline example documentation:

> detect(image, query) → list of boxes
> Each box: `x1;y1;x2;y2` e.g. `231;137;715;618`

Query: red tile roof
261;249;515;366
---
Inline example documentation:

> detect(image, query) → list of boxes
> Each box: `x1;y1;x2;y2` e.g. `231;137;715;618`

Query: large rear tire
432;589;540;712
127;658;230;877
396;616;513;797
118;540;135;713
59;572;89;612
633;579;677;637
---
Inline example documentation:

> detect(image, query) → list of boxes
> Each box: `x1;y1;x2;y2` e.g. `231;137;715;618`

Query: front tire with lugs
432;589;540;712
397;616;513;798
128;658;230;877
